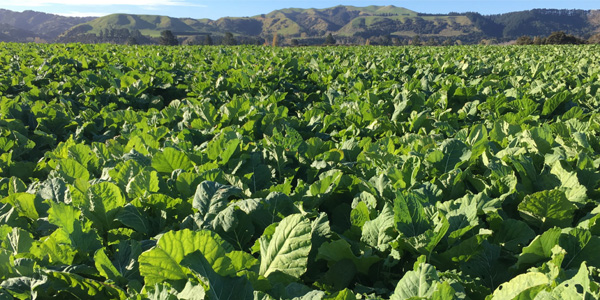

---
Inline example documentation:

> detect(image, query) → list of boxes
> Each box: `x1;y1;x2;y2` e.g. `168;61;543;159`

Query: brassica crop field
2;43;600;299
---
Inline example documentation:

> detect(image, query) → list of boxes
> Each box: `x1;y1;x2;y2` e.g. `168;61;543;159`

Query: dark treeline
516;31;589;45
57;27;154;45
490;9;592;38
56;28;600;47
465;9;594;40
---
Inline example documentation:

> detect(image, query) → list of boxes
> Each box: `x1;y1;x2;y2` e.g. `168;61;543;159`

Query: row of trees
515;31;588;45
160;29;492;47
58;27;152;44
68;29;596;47
162;31;338;47
164;29;468;47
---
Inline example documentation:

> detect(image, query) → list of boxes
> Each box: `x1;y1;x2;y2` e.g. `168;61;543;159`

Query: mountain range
0;9;94;42
1;6;599;45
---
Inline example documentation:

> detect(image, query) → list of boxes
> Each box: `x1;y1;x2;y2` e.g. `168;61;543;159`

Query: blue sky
0;0;597;19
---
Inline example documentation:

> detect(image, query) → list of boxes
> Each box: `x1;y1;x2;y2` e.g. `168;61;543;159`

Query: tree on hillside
126;36;139;45
205;34;213;46
544;31;586;44
324;33;336;45
131;30;143;38
589;33;600;44
515;36;533;45
411;35;422;46
223;32;237;45
425;38;438;46
159;30;178;46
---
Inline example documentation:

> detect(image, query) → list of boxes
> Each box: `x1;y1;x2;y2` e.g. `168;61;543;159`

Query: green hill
6;5;599;45
66;14;218;37
489;9;598;38
0;22;39;42
62;5;485;43
0;9;93;40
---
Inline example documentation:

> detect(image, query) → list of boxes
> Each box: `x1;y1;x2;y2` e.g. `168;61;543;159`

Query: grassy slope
337;14;477;37
77;14;204;37
589;10;600;32
69;5;441;38
65;5;482;39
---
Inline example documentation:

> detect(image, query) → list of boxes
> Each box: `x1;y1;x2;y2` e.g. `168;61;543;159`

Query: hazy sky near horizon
0;0;597;19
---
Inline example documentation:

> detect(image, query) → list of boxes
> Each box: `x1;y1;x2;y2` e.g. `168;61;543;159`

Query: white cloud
0;0;205;7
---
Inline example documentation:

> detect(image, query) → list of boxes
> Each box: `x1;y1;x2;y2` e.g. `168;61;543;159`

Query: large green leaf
115;204;151;235
542;91;569;116
176;282;206;300
492;218;536;253
361;203;396;252
437;229;492;266
0;249;12;280
323;289;357;300
30;230;77;265
192;181;242;227
32;271;127;299
489;272;549;300
316;239;380;275
109;160;142;191
94;248;122;282
518;189;576;231
0;276;34;299
307;170;343;196
390;262;440;300
210;205;255;250
47;201;102;256
461;241;510;290
259;213;312;279
394;192;430;237
181;251;253;300
175;172;203;198
349;201;370;228
438;194;479;243
559;228;600;269
206;132;241;165
435;139;471;173
466;124;488;160
138;229;233;285
1;193;41;220
525;125;554;155
84;182;126;234
111;240;143;282
394;191;449;255
534;262;600;299
47;201;81;234
67;143;98;172
38;178;72;204
431;281;457;300
516;228;561;269
125;169;160;198
5;227;34;255
152;147;193;174
549;161;588;205
56;158;90;184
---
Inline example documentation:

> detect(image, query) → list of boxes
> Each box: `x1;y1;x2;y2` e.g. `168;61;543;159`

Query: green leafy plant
2;43;600;299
